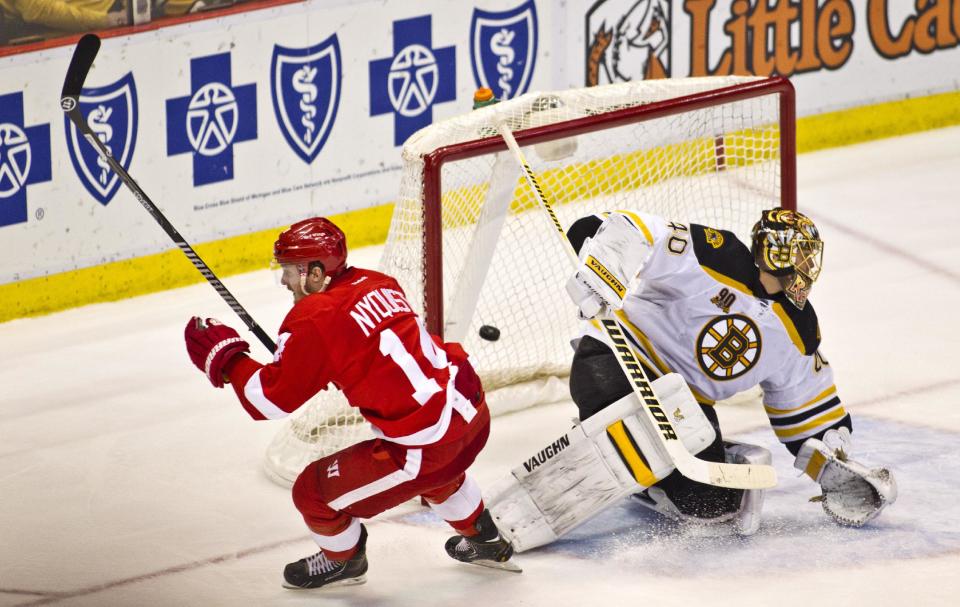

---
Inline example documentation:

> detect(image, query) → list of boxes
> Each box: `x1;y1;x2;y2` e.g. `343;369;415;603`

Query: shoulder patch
772;299;821;355
690;224;759;296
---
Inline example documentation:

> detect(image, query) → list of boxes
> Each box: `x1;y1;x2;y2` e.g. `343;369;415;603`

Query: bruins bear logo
696;314;761;380
704;227;724;249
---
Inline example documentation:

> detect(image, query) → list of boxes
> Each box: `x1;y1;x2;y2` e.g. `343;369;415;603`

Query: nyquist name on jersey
350;288;414;337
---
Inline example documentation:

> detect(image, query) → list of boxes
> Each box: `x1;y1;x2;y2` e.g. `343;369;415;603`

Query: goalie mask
750;208;823;309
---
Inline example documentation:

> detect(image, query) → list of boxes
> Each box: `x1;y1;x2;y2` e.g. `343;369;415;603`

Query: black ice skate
444;509;521;573
282;525;369;589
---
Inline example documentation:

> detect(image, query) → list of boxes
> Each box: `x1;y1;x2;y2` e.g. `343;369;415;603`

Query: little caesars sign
686;0;960;77
586;0;960;84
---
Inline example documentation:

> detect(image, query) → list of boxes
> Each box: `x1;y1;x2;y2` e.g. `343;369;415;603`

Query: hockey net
263;75;796;486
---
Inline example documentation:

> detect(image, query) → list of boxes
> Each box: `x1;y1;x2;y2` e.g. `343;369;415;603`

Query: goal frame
420;76;797;337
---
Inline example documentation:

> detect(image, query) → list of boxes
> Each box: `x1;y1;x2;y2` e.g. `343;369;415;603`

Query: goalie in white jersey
486;208;896;550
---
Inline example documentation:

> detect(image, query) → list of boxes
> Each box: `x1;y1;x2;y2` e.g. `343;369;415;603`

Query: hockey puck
479;325;500;342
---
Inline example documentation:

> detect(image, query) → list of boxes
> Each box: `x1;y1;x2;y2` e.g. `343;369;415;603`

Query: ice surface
1;126;959;606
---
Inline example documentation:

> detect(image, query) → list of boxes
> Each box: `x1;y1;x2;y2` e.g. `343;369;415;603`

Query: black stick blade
61;34;101;108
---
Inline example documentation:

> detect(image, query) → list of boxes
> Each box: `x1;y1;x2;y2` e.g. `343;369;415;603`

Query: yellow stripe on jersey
612;311;717;406
772;302;806;354
699;265;756;298
773;406;847;439
804;449;829;481
614;210;654;245
588;318;664;380
764;385;838;415
606;421;658;486
613;311;670;375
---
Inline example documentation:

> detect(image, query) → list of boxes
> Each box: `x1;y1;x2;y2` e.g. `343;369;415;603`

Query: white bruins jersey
577;210;849;454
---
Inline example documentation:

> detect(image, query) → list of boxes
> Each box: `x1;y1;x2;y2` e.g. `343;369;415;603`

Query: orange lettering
954;0;960;42
772;0;801;74
685;0;719;76
818;0;855;68
795;0;821;71
868;0;915;58
747;0;776;75
687;0;858;78
724;0;751;74
914;0;958;52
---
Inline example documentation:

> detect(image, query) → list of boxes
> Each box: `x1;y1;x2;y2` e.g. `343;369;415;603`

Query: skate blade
464;558;522;573
282;575;367;590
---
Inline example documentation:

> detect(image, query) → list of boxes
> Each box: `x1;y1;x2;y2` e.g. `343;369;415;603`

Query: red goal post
419;76;796;339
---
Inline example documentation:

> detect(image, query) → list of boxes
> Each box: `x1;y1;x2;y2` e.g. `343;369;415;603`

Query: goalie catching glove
184;317;250;388
794;427;897;527
565;212;653;319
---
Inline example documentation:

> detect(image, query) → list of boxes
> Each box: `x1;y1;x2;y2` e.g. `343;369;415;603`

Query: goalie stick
497;122;776;490
60;34;276;354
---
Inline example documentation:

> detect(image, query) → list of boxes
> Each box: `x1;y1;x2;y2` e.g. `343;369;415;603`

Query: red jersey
225;267;483;446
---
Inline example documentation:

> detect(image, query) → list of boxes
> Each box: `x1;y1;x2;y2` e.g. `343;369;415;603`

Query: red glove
184;317;250;388
446;342;483;404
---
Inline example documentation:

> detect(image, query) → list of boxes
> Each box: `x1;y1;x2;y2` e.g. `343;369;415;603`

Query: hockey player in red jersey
183;217;518;589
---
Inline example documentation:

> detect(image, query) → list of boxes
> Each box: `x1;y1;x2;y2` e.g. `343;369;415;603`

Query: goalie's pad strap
802;448;829;481
794;426;852;482
606;420;658;486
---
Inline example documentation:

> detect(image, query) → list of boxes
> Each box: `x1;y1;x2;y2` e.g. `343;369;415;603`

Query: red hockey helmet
273;217;348;277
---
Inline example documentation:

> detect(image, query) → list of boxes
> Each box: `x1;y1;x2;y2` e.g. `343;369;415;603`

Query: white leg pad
487;373;715;552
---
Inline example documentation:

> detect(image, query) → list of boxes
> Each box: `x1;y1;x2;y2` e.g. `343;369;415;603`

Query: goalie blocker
485;374;770;552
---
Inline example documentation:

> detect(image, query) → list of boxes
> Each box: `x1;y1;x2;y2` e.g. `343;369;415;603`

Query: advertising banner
0;0;548;284
1;0;958;290
571;0;960;113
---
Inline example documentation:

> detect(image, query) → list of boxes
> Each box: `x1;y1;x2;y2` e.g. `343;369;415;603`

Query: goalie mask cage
263;75;796;486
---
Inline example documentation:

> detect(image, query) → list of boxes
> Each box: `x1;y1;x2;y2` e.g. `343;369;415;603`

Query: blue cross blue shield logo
470;0;538;100
166;53;257;186
271;34;342;164
0;91;51;228
369;15;456;146
64;72;138;206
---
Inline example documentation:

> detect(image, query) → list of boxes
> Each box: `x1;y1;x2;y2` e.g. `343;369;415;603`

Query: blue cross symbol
0;92;51;228
369;15;456;146
166;53;257;186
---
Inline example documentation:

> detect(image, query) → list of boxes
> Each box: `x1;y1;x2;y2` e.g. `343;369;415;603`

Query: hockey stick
60;34;276;354
497;122;776;490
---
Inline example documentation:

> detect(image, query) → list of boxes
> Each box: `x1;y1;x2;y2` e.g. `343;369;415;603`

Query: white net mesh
264;76;789;486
